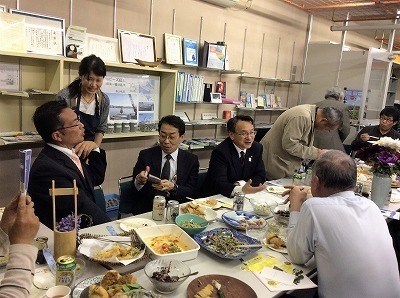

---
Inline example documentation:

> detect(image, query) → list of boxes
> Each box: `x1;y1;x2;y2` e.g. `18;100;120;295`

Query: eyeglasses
159;132;180;141
234;131;257;138
380;116;394;123
55;116;81;132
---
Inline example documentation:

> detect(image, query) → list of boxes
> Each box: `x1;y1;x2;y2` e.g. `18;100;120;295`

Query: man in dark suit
28;101;110;229
313;87;350;152
204;115;266;197
132;115;199;214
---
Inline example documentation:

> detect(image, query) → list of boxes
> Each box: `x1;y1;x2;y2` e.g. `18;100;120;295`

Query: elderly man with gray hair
286;150;400;298
313;86;350;152
260;104;343;180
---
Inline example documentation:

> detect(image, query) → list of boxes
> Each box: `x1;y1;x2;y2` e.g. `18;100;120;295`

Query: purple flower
377;151;398;166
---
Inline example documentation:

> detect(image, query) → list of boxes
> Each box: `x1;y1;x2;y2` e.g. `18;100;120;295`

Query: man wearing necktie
132;115;199;214
28;101;110;229
204;115;266;198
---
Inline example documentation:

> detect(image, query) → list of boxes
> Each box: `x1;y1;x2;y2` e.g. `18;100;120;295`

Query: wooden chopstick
235;244;267;248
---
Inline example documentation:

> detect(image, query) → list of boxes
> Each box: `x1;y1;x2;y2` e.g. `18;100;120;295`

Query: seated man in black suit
204;115;266;197
28;101;110;229
132;115;199;214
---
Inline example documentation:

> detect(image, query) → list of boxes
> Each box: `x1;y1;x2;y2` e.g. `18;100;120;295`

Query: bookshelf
0;51;177;146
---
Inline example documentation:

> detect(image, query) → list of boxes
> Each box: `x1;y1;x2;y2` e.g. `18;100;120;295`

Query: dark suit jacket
132;146;199;214
204;138;266;197
28;144;110;229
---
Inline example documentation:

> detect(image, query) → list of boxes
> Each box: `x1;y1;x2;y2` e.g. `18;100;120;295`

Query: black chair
93;185;106;212
118;175;135;219
196;168;208;198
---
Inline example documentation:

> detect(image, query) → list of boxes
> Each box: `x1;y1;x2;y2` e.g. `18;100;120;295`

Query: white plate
193;198;222;209
119;218;157;232
266;186;287;195
180;203;218;222
263;239;288;254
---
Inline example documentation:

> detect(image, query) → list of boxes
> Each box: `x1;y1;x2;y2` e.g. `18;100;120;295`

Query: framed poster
118;29;156;64
10;9;65;56
202;41;226;70
83;33;119;63
183;38;198;66
164;33;182;64
0;12;26;53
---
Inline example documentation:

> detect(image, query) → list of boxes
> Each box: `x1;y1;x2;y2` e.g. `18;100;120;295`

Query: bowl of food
135;224;200;261
144;259;191;293
175;214;208;236
273;205;290;226
248;198;278;217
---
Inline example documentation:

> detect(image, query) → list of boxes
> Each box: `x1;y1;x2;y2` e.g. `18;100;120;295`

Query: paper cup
45;285;71;298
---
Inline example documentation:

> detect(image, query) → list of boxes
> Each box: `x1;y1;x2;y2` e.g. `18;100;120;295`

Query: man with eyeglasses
132;115;199;214
261;104;343;180
204;115;266;198
351;107;400;152
28;101;110;229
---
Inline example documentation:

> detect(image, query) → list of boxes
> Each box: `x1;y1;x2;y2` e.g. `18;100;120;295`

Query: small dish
119;218;157;232
263;238;288;254
175;213;208;236
273;205;290;226
266;186;287;195
144;259;191;293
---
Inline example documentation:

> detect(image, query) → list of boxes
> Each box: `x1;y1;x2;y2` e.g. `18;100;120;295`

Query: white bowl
135;224;200;261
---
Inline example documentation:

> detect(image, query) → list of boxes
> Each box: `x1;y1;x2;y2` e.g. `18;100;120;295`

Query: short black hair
380;107;399;122
33;101;68;143
227;115;254;133
313;150;356;191
158;115;185;135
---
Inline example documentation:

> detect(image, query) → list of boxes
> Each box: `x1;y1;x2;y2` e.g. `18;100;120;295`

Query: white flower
376;137;400;151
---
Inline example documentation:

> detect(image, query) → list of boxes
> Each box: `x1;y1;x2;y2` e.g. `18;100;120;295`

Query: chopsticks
235;243;268;248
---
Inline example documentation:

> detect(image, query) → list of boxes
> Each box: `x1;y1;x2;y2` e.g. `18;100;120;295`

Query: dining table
2;177;400;298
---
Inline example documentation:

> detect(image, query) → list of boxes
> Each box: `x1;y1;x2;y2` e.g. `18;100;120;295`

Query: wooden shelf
237;107;288;111
241;75;310;85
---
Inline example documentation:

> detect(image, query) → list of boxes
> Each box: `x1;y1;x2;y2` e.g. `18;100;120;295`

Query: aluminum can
56;255;76;288
152;195;166;221
165;200;180;223
233;192;245;211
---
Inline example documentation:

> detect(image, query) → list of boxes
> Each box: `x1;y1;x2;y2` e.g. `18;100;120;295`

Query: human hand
242;179;266;194
74;141;98;159
317;149;330;157
0;194;23;235
288;186;308;212
8;194;39;245
136;166;150;185
152;179;174;192
360;133;370;142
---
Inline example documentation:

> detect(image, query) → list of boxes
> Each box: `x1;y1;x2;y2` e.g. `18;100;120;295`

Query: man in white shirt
286;150;400;298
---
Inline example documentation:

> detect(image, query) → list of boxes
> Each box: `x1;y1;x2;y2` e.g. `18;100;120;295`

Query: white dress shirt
287;191;400;298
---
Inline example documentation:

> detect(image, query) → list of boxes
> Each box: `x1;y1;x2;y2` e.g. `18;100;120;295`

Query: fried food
181;202;206;217
95;244;140;261
118;273;137;285
205;198;217;207
89;284;109;298
100;270;120;287
194;283;214;298
267;232;284;249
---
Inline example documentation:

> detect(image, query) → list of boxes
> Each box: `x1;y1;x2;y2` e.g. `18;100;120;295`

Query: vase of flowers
355;137;400;208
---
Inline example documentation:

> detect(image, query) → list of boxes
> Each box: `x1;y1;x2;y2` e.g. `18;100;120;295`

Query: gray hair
313;150;356;191
320;106;343;128
325;86;344;101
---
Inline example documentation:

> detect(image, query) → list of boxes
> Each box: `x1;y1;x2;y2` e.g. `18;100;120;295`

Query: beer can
165;200;180;223
152;195;166;221
56;255;76;288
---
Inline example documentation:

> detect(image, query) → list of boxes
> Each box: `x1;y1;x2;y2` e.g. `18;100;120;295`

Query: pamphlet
19;149;32;194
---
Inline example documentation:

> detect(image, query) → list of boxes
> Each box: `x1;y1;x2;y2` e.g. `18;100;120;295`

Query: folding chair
93;185;106;212
118;175;135;219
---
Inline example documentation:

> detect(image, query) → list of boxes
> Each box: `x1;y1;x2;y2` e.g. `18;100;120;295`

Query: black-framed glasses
159;132;180;141
380;116;394;123
55;115;81;132
234;131;257;138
